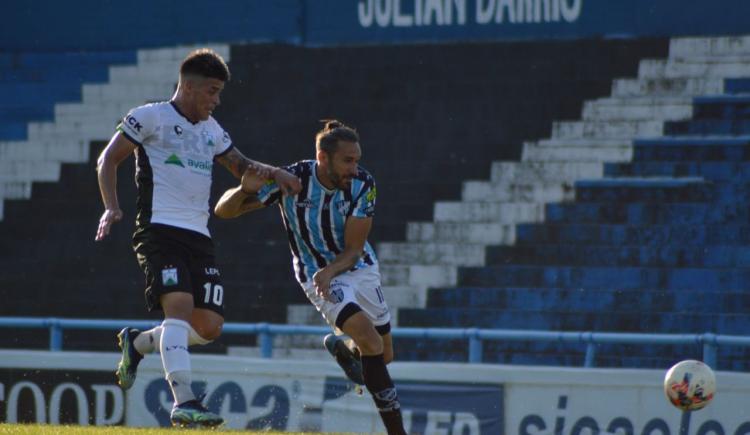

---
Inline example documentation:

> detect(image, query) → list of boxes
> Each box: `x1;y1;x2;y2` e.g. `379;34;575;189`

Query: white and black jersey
117;101;233;237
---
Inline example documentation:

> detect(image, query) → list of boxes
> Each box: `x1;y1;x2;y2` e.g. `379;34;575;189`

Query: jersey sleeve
257;163;299;206
256;179;281;206
352;177;376;218
117;105;157;146
214;126;233;157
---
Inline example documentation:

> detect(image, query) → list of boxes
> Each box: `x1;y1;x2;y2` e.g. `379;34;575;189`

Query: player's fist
313;269;334;302
95;208;123;241
240;167;267;194
274;168;302;196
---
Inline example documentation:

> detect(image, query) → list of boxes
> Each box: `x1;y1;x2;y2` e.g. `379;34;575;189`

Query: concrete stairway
0;44;230;219
278;36;750;346
375;34;750;328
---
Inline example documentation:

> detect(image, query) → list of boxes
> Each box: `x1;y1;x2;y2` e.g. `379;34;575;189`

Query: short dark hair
316;119;359;154
180;48;230;82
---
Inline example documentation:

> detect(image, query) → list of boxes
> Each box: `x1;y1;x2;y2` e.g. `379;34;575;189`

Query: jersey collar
312;161;336;194
169;101;200;125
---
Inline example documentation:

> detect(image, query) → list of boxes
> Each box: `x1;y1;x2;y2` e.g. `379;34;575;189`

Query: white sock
134;324;210;353
133;326;162;354
167;371;195;406
160;318;195;405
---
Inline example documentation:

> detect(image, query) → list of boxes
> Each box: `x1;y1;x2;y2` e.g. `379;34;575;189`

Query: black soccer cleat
324;333;365;385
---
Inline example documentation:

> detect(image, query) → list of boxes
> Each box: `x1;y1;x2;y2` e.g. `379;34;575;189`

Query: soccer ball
664;359;716;411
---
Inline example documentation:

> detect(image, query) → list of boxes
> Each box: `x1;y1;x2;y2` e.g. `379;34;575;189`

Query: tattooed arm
216;147;301;194
216;147;272;179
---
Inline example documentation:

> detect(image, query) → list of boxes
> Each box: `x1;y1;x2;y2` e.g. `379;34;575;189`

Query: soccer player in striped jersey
215;120;406;435
95;48;301;428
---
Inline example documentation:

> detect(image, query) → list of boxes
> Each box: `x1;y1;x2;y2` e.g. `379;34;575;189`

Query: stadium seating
0;51;135;140
394;37;750;370
6;34;750;370
0;38;665;354
2;35;749;369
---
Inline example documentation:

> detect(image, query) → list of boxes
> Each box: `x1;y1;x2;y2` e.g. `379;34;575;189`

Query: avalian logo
164;154;185;167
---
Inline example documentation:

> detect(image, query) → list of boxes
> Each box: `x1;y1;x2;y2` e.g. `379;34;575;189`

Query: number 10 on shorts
203;283;224;305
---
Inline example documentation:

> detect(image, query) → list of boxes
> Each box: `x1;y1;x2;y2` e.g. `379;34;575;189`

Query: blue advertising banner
3;0;750;51
305;0;750;45
0;368;124;425
323;377;504;434
1;352;750;433
0;0;302;51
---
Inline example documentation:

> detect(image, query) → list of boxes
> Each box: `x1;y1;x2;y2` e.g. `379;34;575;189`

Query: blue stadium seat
664;119;750;136
486;245;750;268
0;122;27;140
0;50;135;140
724;78;750;95
693;95;750;119
632;137;750;161
605;161;750;181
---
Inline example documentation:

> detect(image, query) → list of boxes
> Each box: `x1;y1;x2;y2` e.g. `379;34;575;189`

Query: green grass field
0;425;354;435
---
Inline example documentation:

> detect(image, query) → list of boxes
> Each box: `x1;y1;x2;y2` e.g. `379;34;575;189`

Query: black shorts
132;224;225;316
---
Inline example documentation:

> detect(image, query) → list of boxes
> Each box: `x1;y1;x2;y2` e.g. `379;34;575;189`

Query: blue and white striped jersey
257;160;378;284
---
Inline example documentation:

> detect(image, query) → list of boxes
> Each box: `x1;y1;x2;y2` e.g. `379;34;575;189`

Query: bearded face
320;141;361;190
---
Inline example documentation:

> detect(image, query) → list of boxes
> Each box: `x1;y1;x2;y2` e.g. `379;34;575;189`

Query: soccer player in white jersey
214;120;406;435
94;48;301;428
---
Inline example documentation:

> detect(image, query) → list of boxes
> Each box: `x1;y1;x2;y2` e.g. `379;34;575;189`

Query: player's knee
189;320;223;343
202;324;222;341
190;308;224;343
187;325;220;345
383;347;394;364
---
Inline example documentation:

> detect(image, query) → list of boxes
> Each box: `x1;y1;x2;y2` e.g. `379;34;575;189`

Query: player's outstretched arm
95;132;136;241
214;167;266;219
216;147;301;195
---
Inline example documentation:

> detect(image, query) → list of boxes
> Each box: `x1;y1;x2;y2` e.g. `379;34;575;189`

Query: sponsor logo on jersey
125;114;142;133
187;159;213;173
174;125;183;135
201;130;214;147
295;199;314;209
164;154;185;167
162;268;178;286
366;186;377;203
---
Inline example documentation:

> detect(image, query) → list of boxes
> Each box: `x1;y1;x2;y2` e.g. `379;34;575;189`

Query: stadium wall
1;350;749;433
2;0;748;51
